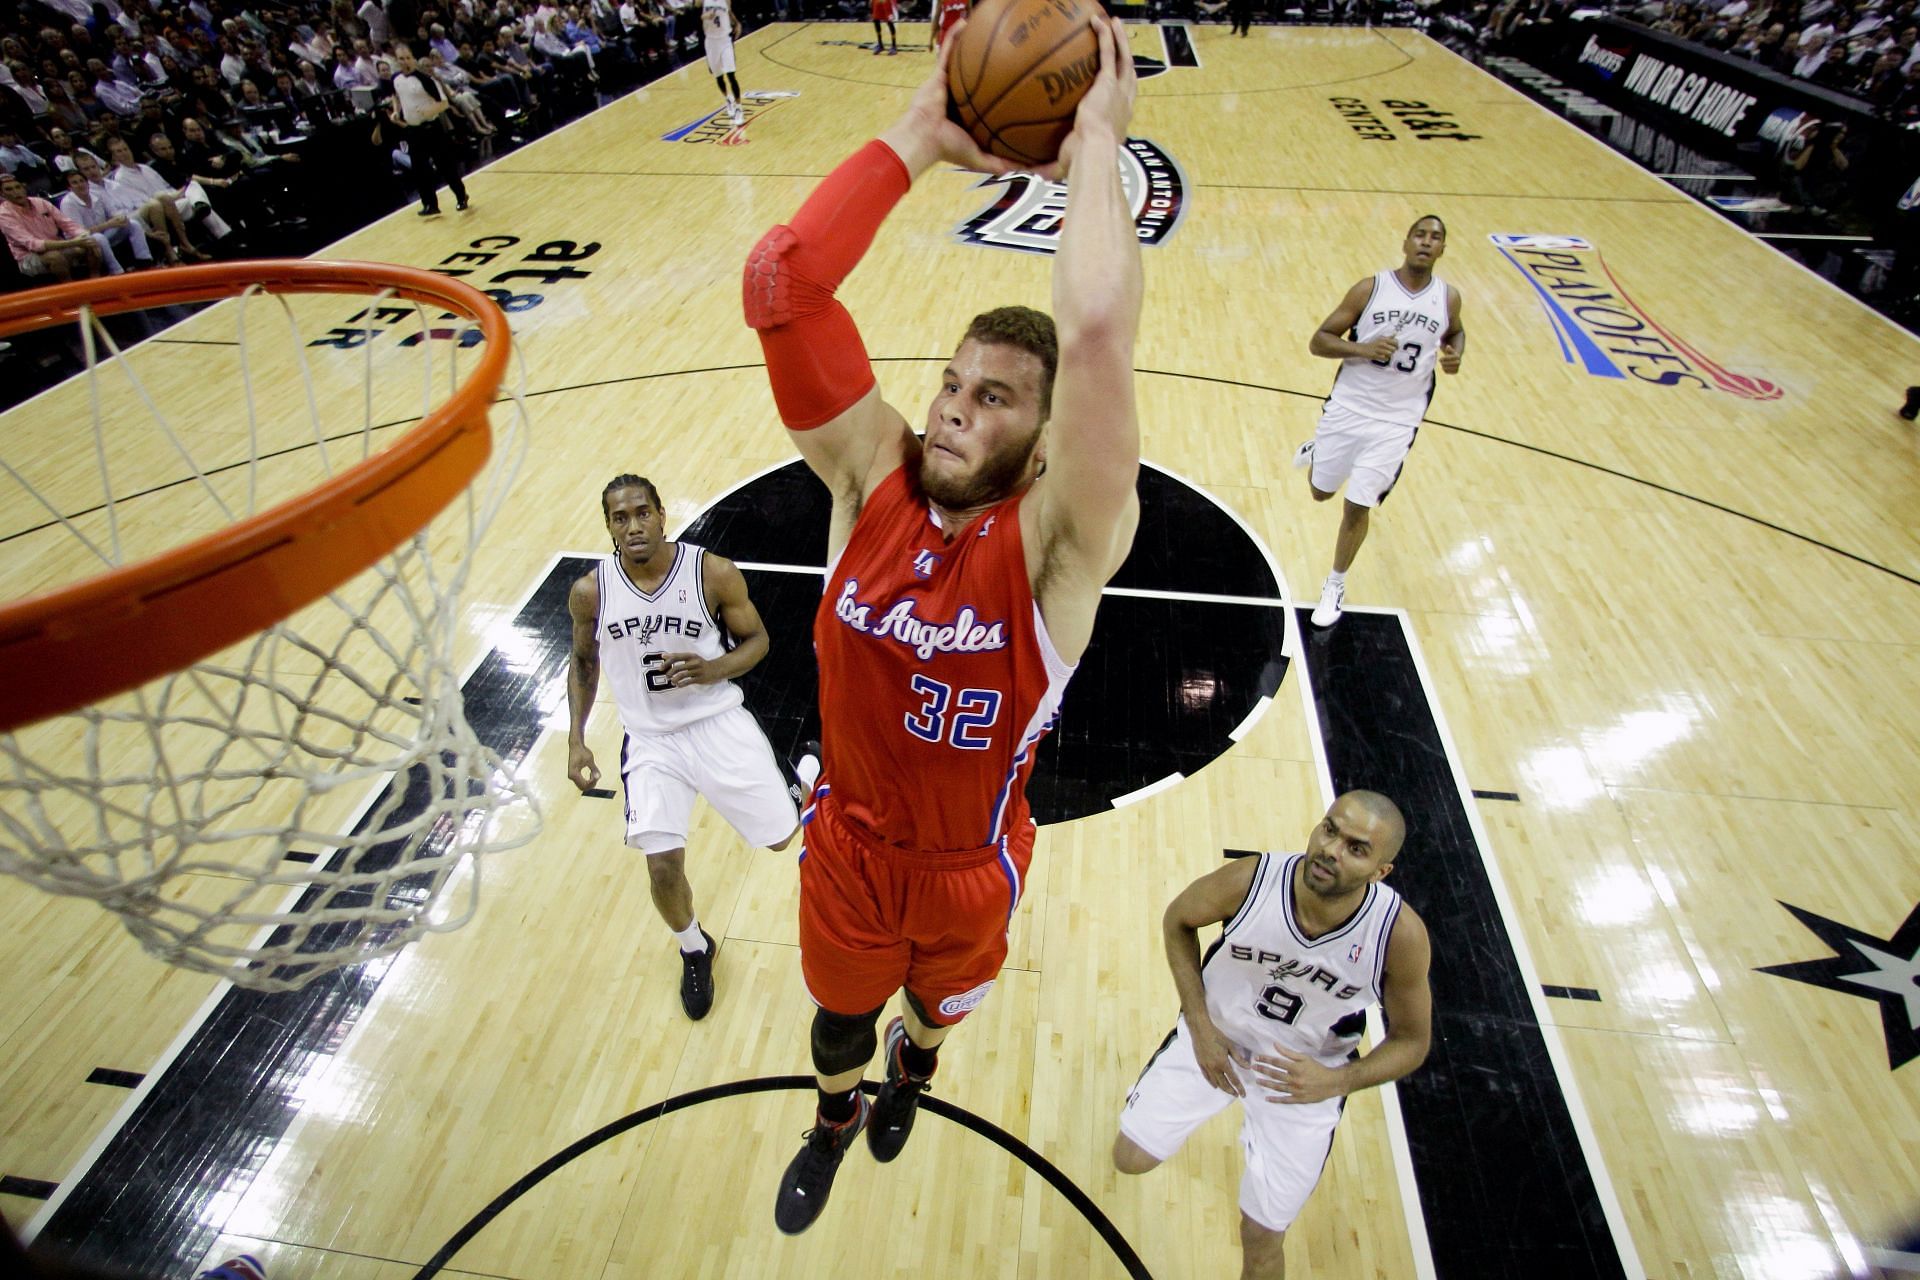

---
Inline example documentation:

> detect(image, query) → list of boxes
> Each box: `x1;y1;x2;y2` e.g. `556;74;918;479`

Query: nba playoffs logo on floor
956;137;1186;255
1491;234;1782;399
660;91;799;144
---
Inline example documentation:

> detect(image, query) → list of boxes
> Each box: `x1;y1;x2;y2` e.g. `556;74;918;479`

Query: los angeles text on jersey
1226;944;1366;1002
1490;234;1782;400
832;579;1008;660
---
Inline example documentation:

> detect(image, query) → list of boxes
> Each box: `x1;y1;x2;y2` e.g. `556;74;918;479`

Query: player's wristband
743;139;912;430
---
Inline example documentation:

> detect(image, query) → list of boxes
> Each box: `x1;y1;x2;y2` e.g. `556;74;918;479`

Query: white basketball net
0;282;539;991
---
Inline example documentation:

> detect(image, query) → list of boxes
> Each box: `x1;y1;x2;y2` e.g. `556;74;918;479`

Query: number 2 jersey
598;542;744;735
1326;269;1450;428
1203;852;1404;1067
813;464;1075;855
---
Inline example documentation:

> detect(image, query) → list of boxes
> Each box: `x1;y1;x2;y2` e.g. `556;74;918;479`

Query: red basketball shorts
871;0;898;21
798;791;1032;1025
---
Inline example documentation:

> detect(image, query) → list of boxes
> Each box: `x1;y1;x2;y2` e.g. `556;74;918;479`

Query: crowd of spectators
0;0;730;285
1475;0;1920;119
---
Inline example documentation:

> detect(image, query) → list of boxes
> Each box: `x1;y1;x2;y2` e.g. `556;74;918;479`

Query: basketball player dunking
1114;792;1433;1279
743;18;1141;1234
1299;215;1464;627
566;475;804;1021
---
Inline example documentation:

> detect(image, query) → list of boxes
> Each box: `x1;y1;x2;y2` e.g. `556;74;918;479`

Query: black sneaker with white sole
680;930;716;1020
866;1016;934;1163
774;1095;869;1235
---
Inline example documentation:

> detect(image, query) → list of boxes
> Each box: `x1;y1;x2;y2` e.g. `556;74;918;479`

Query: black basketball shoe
866;1016;935;1163
774;1094;869;1235
680;930;716;1020
1901;386;1920;422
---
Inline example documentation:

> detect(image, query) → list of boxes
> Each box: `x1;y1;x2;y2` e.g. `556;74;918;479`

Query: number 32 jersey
813;465;1075;854
1202;852;1404;1067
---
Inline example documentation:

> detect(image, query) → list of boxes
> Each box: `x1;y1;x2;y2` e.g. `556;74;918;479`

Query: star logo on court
1756;900;1920;1071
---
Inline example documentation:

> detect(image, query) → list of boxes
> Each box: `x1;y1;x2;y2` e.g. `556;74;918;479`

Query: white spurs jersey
597;543;744;735
702;0;731;40
1326;269;1451;427
1201;852;1403;1067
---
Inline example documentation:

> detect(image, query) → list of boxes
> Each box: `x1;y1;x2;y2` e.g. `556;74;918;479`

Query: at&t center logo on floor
955;138;1187;255
1491;234;1782;399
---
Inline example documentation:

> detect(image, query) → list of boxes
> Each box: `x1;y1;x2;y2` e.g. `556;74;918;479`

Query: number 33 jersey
1203;852;1404;1066
813;465;1075;854
599;543;745;735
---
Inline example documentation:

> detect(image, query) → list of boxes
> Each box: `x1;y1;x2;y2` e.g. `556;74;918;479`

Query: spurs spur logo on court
833;579;1008;659
660;90;800;144
1758;899;1920;1071
955;137;1186;255
1490;234;1783;399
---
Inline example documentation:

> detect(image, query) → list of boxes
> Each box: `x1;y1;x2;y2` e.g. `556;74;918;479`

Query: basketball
948;0;1105;167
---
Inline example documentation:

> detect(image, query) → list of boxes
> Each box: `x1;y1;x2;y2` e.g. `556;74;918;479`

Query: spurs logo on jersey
1201;852;1403;1065
598;542;744;734
1328;269;1450;427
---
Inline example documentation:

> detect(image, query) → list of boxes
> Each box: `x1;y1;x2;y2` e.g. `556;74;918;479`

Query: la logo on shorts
938;980;995;1018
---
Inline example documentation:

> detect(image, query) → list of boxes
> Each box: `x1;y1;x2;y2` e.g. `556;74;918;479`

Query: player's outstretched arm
1310;277;1395;364
565;572;603;792
744;28;1017;525
1029;16;1143;660
1163;857;1260;1097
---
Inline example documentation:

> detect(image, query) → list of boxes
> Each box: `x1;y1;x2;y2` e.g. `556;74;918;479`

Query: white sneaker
728;103;743;122
1291;439;1315;470
1310;575;1345;628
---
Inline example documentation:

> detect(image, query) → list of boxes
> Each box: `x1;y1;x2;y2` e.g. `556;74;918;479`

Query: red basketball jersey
936;0;967;40
813;465;1074;854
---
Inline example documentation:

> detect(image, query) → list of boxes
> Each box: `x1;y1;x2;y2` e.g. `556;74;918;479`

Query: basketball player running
702;0;744;121
1300;215;1464;627
743;18;1141;1234
871;0;899;53
566;475;803;1021
1114;791;1432;1279
930;0;967;50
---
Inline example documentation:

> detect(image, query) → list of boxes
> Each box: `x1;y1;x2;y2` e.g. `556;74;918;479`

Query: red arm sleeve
743;139;912;430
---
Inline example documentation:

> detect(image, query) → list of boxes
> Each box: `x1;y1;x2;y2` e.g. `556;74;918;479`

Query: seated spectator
87;56;141;116
45;125;104;174
428;22;462;63
423;50;497;134
186;63;234;122
217;36;248;85
57;165;149;270
0;128;51;187
462;37;535;116
73;148;176;260
103;133;225;251
0;168;105;280
294;59;329;98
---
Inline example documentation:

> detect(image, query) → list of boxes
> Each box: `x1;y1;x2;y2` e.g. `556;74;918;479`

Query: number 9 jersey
812;464;1075;855
1203;852;1404;1065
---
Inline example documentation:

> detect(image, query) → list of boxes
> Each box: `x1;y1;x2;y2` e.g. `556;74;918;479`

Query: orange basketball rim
0;260;512;734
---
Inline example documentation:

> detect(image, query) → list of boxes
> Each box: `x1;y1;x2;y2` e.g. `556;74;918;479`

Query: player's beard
919;426;1042;511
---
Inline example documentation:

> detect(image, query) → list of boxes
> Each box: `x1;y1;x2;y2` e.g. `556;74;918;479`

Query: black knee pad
811;1005;883;1077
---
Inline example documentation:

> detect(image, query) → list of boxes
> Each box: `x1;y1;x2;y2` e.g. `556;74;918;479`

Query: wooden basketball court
3;21;1918;1280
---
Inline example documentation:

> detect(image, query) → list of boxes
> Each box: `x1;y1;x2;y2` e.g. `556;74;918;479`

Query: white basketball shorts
1309;400;1418;508
704;34;735;77
620;704;796;855
1118;1016;1345;1232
